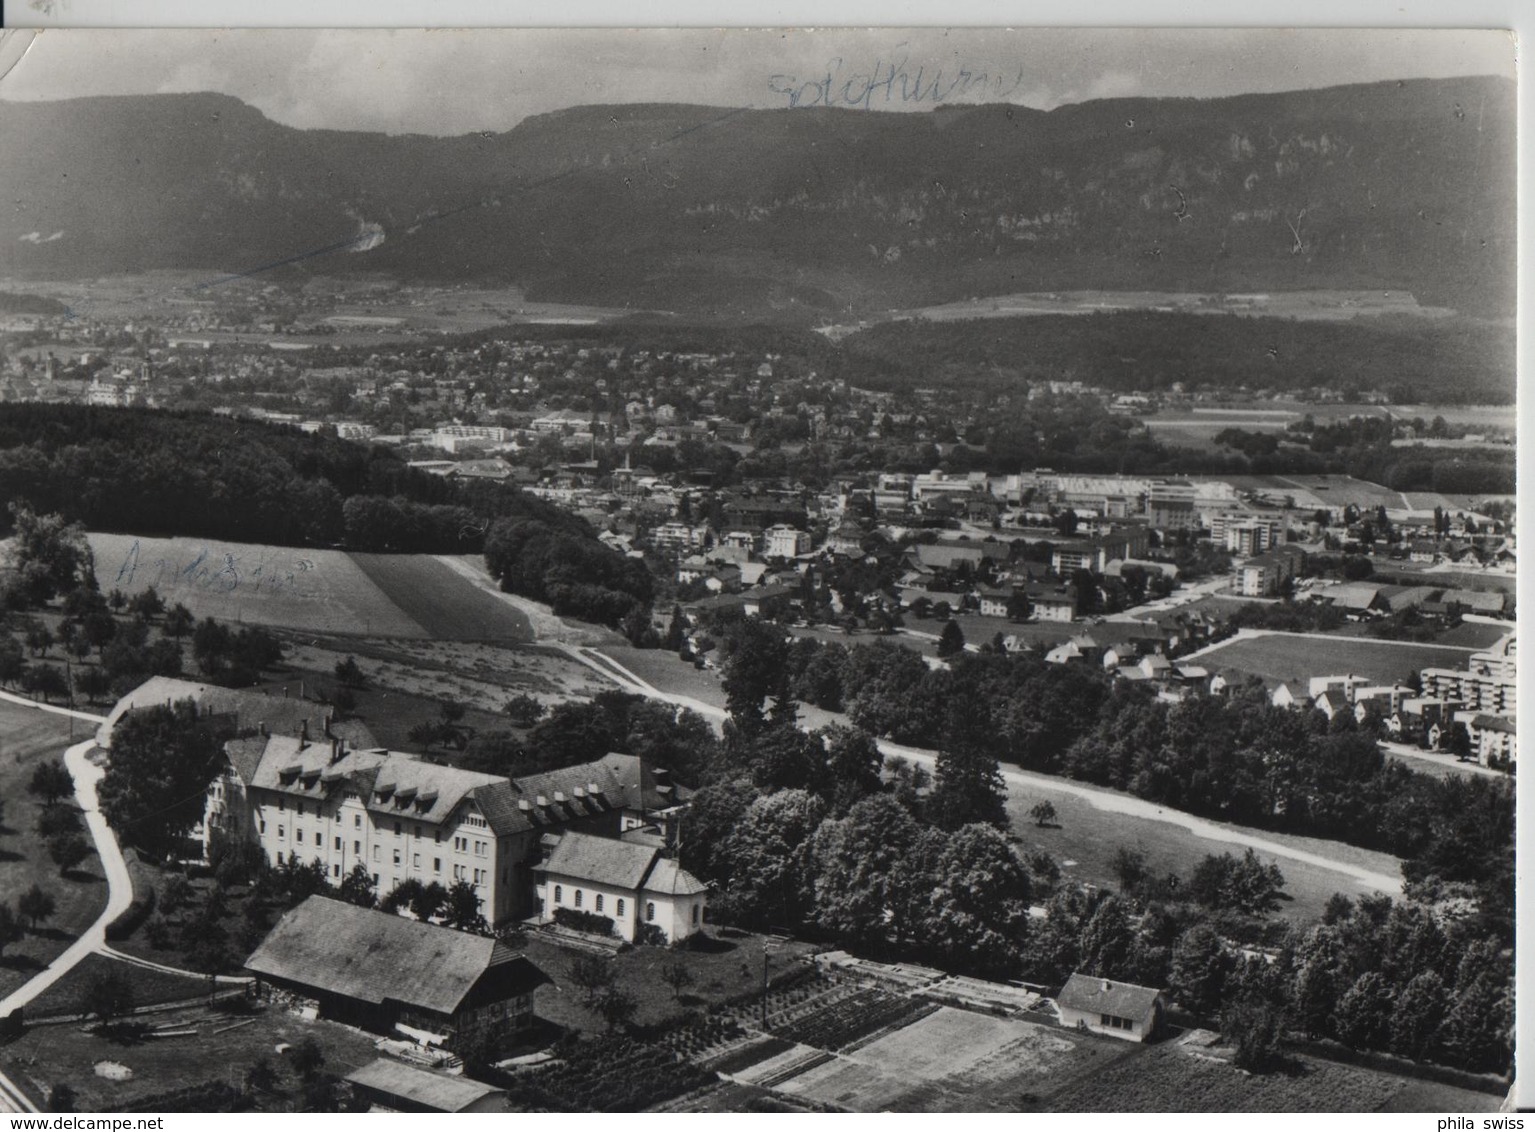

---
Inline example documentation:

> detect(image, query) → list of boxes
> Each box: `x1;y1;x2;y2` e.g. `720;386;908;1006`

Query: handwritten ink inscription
769;50;1026;111
113;538;308;597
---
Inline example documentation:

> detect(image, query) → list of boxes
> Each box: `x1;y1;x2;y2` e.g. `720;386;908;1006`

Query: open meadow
1003;782;1403;923
0;699;104;1001
88;533;425;638
1193;631;1479;688
348;553;533;641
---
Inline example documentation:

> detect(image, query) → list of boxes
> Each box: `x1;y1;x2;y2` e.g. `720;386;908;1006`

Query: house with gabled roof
1055;973;1164;1042
245;896;548;1052
535;830;708;943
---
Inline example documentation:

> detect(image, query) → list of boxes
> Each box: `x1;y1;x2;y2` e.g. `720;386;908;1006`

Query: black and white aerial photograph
0;21;1519;1117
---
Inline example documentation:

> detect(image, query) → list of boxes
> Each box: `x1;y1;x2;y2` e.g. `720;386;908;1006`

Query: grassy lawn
521;929;819;1036
348;553;534;642
24;952;216;1019
0;698;105;1001
1044;1037;1502;1113
600;646;729;712
0;993;380;1112
87;532;427;638
1004;781;1403;924
1195;632;1478;688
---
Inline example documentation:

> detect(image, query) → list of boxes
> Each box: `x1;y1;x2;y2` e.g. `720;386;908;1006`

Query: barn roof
245;896;546;1016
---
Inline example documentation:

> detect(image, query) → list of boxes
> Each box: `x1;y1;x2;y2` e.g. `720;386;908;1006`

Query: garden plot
769;1006;1113;1112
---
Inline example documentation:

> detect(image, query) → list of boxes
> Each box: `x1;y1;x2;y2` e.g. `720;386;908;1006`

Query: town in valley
0;27;1517;1117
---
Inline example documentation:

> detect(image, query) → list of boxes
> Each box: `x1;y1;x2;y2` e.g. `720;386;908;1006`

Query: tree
409;880;449;923
380;878;423;915
503;693;544;727
821;725;885;811
163;603;195;640
17;885;55;931
128;586;165;621
333;655;364;686
913;824;1032;978
47;1083;77;1114
48;832;90;875
338;863;377;908
4;502;96;605
719;618;789;735
1076;895;1135;980
244;1058;279;1094
0;634;25;687
1390;970;1447;1061
85;970;134;1026
98;700;226;861
1168;923;1232;1017
663;604;689;652
289;1037;325;1081
566;954;617;1008
1029;800;1058;828
660;956;695;1000
1222;994;1282;1071
37;805;82;839
28;760;73;809
927;690;1007;831
24;663;68;703
936;619;965;658
594;987;638;1032
159;874;194;917
718;790;826;930
23;620;54;658
74;664;114;704
0;903;22;958
1334;971;1395;1051
443;879;485;931
678;778;760;884
810;794;921;947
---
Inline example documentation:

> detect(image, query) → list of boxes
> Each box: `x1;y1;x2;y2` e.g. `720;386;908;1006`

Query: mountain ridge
0;76;1514;320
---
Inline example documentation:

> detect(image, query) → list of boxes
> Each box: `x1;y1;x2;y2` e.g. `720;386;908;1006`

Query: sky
0;27;1516;136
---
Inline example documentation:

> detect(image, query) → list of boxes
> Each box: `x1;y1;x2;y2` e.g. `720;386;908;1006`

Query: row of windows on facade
1100;1013;1134;1031
550;884;700;925
260;818;488;857
271;795;488;835
262;826;497;887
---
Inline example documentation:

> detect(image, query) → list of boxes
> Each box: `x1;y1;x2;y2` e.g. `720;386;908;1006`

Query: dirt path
575;648;1403;897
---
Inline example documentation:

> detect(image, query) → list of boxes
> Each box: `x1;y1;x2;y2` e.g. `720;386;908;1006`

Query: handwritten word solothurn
114;539;303;596
768;53;1026;111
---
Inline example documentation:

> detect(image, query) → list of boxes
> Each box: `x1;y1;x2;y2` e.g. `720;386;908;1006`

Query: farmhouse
534;830;708;943
345;1060;507;1113
1055;973;1164;1043
245;896;549;1052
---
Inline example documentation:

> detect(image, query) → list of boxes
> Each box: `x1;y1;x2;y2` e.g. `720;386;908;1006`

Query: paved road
0;737;131;1020
569;646;1403;897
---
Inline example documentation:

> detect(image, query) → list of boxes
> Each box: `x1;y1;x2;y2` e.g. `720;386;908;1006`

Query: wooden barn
245;896;548;1052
